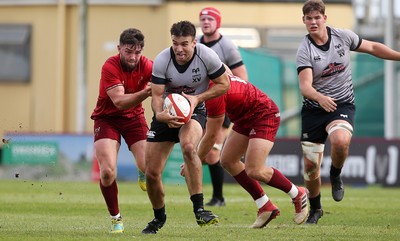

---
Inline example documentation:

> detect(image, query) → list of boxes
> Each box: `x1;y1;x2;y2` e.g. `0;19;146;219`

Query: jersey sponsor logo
167;86;196;94
340;114;348;118
321;62;345;78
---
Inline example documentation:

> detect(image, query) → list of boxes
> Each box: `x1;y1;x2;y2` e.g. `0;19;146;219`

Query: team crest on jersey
192;68;201;83
94;127;100;136
337;49;345;57
313;55;321;62
335;44;345;57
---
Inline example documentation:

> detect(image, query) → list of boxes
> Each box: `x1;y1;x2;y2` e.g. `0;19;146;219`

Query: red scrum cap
199;7;221;29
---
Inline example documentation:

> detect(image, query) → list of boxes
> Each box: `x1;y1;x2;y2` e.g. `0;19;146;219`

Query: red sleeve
101;55;123;91
205;95;226;117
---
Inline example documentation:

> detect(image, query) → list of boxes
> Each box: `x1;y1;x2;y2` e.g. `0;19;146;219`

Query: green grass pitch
0;180;399;241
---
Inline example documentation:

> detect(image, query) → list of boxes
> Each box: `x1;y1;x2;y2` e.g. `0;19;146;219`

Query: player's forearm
151;96;164;114
114;91;149;110
370;42;400;60
198;134;217;161
301;86;323;102
299;74;323;102
197;81;229;103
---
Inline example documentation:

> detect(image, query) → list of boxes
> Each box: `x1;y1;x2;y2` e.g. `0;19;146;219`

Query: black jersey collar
170;46;197;73
200;35;223;48
307;26;331;51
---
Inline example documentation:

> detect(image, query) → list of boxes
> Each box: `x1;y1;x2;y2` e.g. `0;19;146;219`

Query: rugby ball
163;93;192;123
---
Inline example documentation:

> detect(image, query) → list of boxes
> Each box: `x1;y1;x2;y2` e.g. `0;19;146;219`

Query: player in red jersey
90;28;152;233
198;7;249;207
197;74;309;228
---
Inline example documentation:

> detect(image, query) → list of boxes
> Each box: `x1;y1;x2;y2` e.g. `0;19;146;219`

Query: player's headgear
199;7;221;29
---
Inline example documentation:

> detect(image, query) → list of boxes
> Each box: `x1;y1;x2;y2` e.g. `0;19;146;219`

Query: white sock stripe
255;195;268;209
111;213;121;219
288;184;298;199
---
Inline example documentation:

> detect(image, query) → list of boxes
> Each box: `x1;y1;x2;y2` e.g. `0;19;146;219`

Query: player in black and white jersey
141;20;230;234
296;0;400;225
197;6;249;207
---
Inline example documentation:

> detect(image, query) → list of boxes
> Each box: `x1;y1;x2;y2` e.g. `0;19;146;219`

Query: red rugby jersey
91;54;152;119
206;75;274;125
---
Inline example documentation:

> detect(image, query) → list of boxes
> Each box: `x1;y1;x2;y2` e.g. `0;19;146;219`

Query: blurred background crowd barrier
1;133;398;187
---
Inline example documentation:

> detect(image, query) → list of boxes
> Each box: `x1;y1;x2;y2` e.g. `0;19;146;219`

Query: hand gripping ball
163;93;192;123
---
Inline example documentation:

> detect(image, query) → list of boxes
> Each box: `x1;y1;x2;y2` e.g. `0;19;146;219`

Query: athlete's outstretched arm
357;39;400;60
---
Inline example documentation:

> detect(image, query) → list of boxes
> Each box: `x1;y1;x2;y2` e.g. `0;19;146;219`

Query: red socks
234;170;265;200
100;179;119;216
267;168;293;193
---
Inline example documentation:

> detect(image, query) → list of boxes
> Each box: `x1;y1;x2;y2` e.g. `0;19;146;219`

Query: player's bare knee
180;142;196;159
145;169;161;182
332;143;349;156
205;148;220;164
220;159;231;170
100;165;114;175
246;170;257;180
330;136;350;159
245;167;261;180
100;169;116;184
203;158;213;165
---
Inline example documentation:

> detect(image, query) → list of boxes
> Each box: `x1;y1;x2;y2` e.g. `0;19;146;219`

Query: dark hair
170;21;196;38
119;28;144;48
302;0;325;15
